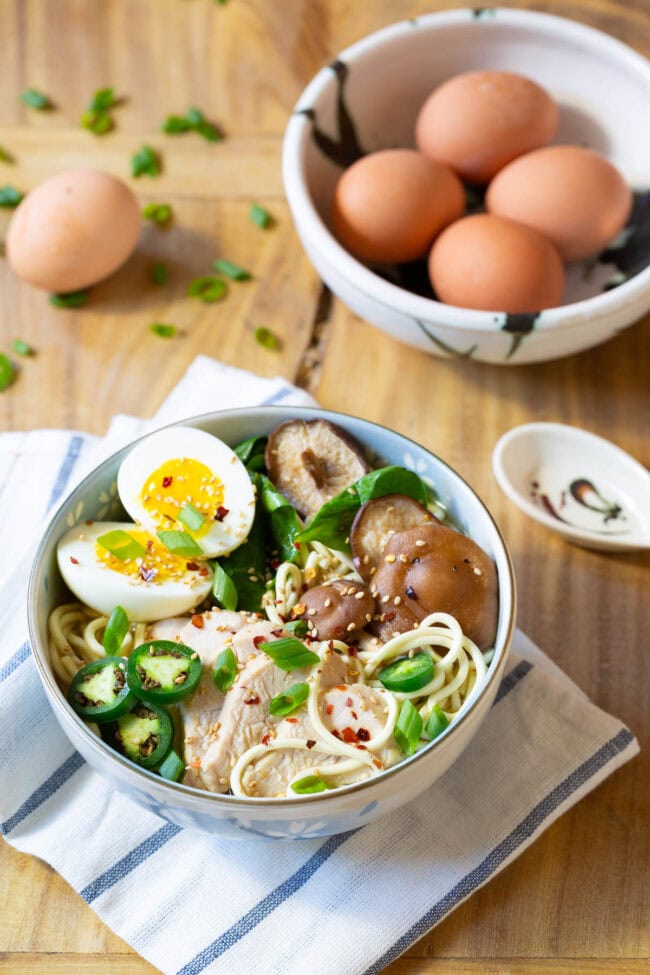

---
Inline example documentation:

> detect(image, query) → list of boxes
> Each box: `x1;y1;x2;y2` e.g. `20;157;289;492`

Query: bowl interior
30;407;515;805
292;10;650;307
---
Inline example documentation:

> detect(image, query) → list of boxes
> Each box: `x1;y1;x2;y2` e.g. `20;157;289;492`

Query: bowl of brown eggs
283;8;650;364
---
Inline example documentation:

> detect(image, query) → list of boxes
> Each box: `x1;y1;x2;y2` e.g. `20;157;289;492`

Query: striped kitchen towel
0;355;639;975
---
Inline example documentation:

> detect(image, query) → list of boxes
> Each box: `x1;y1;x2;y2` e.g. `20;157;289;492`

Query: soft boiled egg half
117;427;256;560
57;522;214;621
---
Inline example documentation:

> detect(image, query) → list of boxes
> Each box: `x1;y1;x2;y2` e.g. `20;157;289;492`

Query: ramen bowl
283;8;650;364
28;407;515;839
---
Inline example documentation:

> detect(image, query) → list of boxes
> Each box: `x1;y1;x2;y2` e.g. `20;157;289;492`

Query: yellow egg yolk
96;530;209;583
139;458;226;536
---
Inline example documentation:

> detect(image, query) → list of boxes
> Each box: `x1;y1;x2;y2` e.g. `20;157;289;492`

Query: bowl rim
28;405;516;809
282;7;650;334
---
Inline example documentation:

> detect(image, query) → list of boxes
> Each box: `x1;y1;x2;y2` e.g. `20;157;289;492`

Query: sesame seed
354;590;365;600
307;608;317;616
415;540;426;547
382;594;390;604
362;555;369;565
385;554;396;563
346;622;356;632
399;554;409;563
324;598;332;608
474;567;482;576
394;596;401;605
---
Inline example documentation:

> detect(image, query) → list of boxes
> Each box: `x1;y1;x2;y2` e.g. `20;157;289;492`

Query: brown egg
6;169;141;292
485;145;633;262
331;149;465;264
429;214;565;313
416;70;558;185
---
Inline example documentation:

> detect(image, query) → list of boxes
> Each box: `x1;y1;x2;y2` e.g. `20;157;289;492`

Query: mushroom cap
350;493;437;581
370;522;498;649
296;579;375;641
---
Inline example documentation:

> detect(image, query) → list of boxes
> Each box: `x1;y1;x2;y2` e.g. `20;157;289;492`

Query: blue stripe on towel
81;823;182;903
0;642;31;683
176;830;360;975
1;750;85;835
260;386;294;406
47;434;84;511
494;659;533;703
362;727;635;974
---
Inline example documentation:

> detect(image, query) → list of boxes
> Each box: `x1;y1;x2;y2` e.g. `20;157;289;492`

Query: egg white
57;521;213;621
117;427;256;558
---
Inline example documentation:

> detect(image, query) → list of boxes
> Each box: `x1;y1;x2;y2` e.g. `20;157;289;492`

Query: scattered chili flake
356;744;368;751
215;506;229;521
373;759;383;769
345;697;353;708
198;567;209;577
335;685;346;691
357;728;370;742
331;729;341;740
341;727;359;744
326;704;334;715
187;758;202;769
70;556;79;564
162;475;173;488
285;717;298;724
271;628;283;638
293;541;302;550
253;635;265;649
261;734;270;746
384;611;396;622
351;710;358;720
139;565;156;582
244;695;260;705
347;646;358;657
191;614;204;629
306;739;316;749
186;561;200;571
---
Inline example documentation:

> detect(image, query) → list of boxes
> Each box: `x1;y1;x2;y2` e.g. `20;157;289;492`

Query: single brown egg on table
429;213;565;313
331;148;465;264
485;145;633;262
415;70;559;185
6;168;141;293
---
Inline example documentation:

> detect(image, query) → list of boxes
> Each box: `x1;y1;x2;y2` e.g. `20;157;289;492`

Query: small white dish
493;422;650;552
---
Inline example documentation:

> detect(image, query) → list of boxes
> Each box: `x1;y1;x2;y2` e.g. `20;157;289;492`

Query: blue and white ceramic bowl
283;9;650;365
28;407;515;839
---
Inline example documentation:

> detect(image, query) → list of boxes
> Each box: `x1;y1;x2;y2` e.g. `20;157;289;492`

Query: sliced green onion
259;637;319;672
150;322;176;338
160;115;191;134
21;88;52;110
212;562;238;611
131;144;161;178
50;290;89;308
88;87;117;112
0;146;15;164
269;682;309;717
424;704;450;742
291;774;330;794
178;502;205;531
103;605;129;656
80;110;113;135
185;107;222;142
156;529;203;557
0;186;24;208
254;326;280;350
187;276;227;303
250;202;272;228
97;530;147;562
393;699;423;757
212;258;251;281
158;748;184;782
377;653;434;693
213;647;238;691
283;619;308;638
12;339;34;357
142;202;172;224
0;354;16;393
151;262;168;286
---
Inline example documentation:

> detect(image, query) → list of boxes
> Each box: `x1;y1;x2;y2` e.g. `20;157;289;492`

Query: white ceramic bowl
283;9;650;365
28;407;515;840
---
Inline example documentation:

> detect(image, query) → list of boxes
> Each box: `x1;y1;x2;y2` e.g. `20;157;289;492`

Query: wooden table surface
1;1;648;972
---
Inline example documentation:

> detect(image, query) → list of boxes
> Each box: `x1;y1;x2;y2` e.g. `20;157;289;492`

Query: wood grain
1;0;649;973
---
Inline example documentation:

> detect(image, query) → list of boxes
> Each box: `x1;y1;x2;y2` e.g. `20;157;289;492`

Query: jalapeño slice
68;656;136;722
127;640;201;704
104;700;173;770
377;652;434;693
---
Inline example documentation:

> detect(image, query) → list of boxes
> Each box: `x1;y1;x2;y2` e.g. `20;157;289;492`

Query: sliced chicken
320;683;401;770
148;609;262;667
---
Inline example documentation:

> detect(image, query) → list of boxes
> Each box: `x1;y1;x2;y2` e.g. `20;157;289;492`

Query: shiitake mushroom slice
293;578;374;641
350;493;437;581
265;419;369;520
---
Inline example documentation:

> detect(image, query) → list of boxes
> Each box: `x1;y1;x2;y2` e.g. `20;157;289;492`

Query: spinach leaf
259;474;302;563
216;484;267;612
234;435;267;472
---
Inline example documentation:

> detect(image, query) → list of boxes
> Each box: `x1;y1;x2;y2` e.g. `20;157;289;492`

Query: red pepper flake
328;641;334;651
215;506;229;521
186;561;200;571
285;717;298;724
331;729;342;740
139;565;156;582
271;628;283;638
146;540;154;554
306;739;316;749
351;710;358;720
244;695;260;705
347;646;358;657
85;520;93;526
345;696;353;708
199;567;209;577
270;559;280;570
191;614;204;629
294;541;302;550
335;685;346;691
357;728;370;742
162;476;173;488
373;758;383;769
326;703;334;715
356;744;368;751
384;611;396;622
69;556;79;564
341;726;359;744
253;635;265;649
188;758;201;769
261;733;270;746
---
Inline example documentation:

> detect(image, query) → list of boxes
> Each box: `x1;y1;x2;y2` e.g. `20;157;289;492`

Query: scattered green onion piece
178;502;206;531
81;110;113;135
50;290;89;308
160;115;191;134
156;529;203;557
158;748;184;782
0;186;24;208
187;276;227;303
21;88;52;110
254;326;280;351
142;202;172;225
269;682;309;717
213;647;238;691
150;322;176;338
394;699;423;757
291;774;330;795
195;119;221;142
0;146;15;164
131;144;161;178
212;258;251;281
103;605;129;657
151;262;168;286
88;87;117;112
97;530;147;562
250;202;272;228
0;354;16;392
283;619;308;638
377;653;434;693
211;562;238;611
259;637;320;672
424;704;450;742
12;339;34;357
